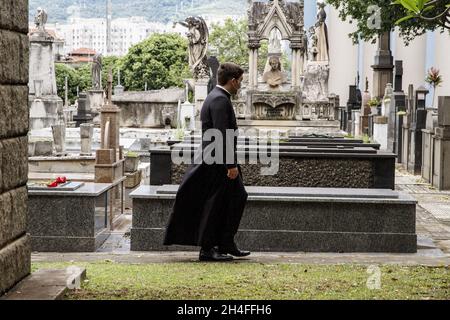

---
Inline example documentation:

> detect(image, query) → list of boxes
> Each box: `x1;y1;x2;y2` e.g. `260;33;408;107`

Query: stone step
1;267;86;300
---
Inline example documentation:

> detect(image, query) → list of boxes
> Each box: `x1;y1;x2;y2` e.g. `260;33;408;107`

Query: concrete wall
0;0;31;295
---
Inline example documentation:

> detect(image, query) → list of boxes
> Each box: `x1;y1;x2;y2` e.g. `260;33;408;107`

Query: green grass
32;262;450;300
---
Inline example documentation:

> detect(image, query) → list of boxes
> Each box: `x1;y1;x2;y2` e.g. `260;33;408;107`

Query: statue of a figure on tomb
34;7;48;32
263;56;286;90
268;28;282;54
91;54;103;90
175;16;210;80
308;27;319;61
314;2;329;62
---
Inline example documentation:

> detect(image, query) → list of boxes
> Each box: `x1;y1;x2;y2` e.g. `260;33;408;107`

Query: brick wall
0;0;31;294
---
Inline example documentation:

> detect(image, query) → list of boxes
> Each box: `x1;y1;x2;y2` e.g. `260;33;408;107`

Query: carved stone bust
263;56;286;90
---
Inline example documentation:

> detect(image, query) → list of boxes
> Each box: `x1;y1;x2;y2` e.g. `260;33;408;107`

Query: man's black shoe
218;243;251;257
199;248;233;262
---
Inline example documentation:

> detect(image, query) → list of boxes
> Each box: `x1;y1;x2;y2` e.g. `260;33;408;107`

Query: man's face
230;75;243;95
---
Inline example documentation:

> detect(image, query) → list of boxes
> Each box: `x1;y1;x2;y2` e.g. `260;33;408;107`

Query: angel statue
174;16;210;80
91;54;103;90
34;7;48;32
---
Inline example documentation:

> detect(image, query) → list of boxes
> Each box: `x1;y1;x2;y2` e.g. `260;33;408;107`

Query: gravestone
346;85;362;132
80;123;94;156
401;84;414;168
372;32;394;99
407;86;428;175
432;96;450;190
73;92;94;127
360;78;371;136
393;61;406;163
421;109;438;183
28;10;63;130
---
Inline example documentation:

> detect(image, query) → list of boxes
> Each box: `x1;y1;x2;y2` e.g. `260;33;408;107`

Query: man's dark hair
217;62;244;86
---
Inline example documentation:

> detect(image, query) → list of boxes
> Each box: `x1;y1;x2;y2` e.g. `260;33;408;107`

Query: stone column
290;33;305;90
401;85;414;168
372;32;394;99
422;109;438;183
248;35;260;89
0;2;31;295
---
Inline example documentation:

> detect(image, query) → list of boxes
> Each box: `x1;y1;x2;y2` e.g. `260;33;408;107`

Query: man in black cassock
164;63;250;262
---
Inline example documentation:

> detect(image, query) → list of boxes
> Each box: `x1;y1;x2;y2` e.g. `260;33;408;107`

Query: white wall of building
434;31;450;107
361;41;377;94
394;31;427;94
327;6;359;105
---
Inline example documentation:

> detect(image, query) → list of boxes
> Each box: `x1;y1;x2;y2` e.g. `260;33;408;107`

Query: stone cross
117;69;121;86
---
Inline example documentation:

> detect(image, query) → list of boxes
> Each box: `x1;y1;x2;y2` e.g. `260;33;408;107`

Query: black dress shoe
199;248;233;262
218;244;251;257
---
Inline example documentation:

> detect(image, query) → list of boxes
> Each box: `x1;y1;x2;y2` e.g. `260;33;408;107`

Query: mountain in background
29;0;246;24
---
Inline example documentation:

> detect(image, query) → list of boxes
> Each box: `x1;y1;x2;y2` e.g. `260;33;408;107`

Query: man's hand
227;167;239;180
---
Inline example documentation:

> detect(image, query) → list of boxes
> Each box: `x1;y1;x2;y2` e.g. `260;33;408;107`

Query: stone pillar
372;32;394;99
194;77;210;125
432;96;450;190
80;123;94;156
403;84;414;164
361;88;371;136
422;109;438;183
384;83;396;153
28;27;63;130
73;92;94;127
248;34;260;90
0;2;31;295
407;86;429;175
290;33;305;91
95;72;125;228
394;61;406;163
87;89;105;125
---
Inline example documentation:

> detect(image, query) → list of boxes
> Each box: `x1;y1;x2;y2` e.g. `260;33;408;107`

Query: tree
74;64;92;93
209;18;282;72
55;63;80;104
74;56;123;93
325;0;450;44
120;33;190;91
208;18;272;72
394;0;450;28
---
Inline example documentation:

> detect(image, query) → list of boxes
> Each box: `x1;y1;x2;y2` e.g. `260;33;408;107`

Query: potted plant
124;151;139;173
425;67;443;108
368;98;380;115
